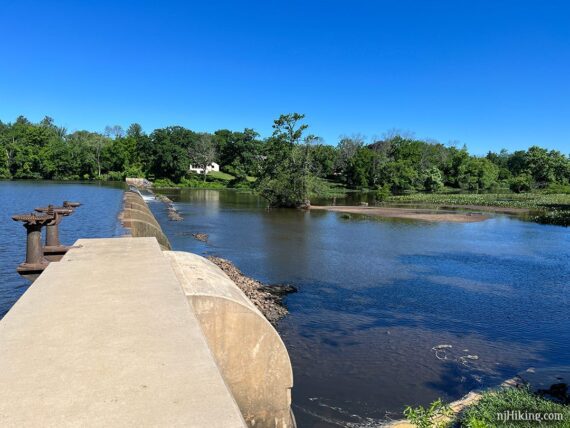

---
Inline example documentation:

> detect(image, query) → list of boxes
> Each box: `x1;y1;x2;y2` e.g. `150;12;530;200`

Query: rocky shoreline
207;256;296;324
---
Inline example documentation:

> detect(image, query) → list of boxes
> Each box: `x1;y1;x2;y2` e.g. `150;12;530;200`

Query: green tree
336;135;364;181
423;167;444;192
311;144;338;178
256;113;320;207
147;127;192;181
216;128;262;177
0;137;10;178
380;160;419;194
509;173;533;193
345;147;375;188
458;157;499;192
191;133;217;181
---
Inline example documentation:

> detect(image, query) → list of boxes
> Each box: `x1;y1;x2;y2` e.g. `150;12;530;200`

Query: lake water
1;183;569;427
0;181;126;318
148;189;570;428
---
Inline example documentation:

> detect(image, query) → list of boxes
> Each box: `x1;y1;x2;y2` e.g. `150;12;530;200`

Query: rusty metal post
35;203;78;261
46;207;61;247
24;222;44;264
12;213;54;281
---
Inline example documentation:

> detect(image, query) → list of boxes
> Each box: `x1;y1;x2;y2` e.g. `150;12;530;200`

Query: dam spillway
0;190;294;428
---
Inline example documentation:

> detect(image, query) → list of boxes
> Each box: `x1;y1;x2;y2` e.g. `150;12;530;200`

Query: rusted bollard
12;213;54;281
34;204;75;261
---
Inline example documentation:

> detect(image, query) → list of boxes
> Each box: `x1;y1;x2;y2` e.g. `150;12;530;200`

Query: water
0;181;126;318
149;189;570;427
1;183;568;427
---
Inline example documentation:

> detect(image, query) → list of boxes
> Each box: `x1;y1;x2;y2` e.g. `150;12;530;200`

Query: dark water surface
150;189;570;428
0;181;125;318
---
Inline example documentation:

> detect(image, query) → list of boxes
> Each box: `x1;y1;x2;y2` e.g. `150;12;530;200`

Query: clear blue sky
1;1;568;154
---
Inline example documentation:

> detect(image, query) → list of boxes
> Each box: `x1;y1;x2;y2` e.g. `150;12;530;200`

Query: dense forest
1;114;569;207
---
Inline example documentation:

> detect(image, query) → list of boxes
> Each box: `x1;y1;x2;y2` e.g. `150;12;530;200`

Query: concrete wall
165;251;295;428
121;191;172;251
121;191;295;427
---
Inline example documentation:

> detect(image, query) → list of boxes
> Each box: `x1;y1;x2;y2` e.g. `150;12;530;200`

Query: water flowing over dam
0;189;295;428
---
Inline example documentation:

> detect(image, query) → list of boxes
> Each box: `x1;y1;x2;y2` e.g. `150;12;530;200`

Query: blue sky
1;0;568;154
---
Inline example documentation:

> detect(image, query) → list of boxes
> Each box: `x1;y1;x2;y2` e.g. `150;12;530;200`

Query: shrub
423;167;444;193
404;398;453;428
106;171;125;181
544;183;570;194
374;184;392;202
509;174;533;193
124;164;145;178
153;178;177;188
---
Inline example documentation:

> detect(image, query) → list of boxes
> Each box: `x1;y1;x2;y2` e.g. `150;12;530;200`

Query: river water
0;181;125;318
1;183;569;427
148;189;570;427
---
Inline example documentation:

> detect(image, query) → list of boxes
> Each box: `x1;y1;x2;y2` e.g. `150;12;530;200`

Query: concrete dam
0;189;295;427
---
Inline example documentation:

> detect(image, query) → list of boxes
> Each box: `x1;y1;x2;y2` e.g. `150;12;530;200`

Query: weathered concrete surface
165;251;294;428
0;238;246;428
121;191;172;250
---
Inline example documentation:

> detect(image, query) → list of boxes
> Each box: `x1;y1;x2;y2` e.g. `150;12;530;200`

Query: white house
189;162;220;175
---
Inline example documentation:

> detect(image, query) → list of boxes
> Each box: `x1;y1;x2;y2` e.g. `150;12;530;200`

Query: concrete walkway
0;237;246;427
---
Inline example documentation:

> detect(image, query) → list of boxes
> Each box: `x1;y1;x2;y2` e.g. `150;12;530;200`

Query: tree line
1;114;569;207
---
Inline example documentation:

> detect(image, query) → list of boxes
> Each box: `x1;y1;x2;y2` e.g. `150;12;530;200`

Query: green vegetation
1;114;569;215
459;386;570;428
207;171;235;181
255;113;327;207
404;388;570;427
404;398;453;428
532;209;570;227
384;192;570;210
383;192;570;226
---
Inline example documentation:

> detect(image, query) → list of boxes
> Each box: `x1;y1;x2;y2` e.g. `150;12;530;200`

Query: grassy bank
153;171;255;190
402;386;570;427
459;386;570;427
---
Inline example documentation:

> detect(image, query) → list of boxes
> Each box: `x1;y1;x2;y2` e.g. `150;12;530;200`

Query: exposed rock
265;284;298;296
153;193;183;221
156;194;173;204
207;256;292;324
167;207;183;221
192;233;208;242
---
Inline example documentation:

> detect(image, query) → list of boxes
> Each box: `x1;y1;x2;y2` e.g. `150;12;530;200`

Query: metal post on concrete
12;213;54;281
34;204;75;261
